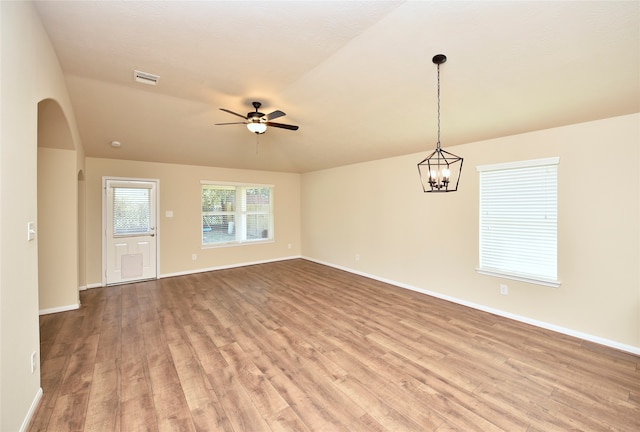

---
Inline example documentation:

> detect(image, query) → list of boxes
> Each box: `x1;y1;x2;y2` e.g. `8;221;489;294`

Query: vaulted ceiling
34;1;640;173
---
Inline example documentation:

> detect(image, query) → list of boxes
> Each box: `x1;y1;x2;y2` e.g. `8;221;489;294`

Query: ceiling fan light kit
247;122;267;134
417;54;463;193
216;101;299;135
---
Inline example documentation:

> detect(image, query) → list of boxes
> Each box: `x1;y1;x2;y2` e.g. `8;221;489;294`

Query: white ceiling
34;1;640;173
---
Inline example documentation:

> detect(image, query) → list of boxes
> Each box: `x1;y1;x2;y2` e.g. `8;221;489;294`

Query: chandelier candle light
417;54;463;192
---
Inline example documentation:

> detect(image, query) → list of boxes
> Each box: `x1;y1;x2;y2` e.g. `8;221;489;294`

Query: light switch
165;210;173;218
27;222;36;241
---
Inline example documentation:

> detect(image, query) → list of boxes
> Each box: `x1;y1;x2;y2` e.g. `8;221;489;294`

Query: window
477;157;560;287
201;182;274;246
112;186;151;236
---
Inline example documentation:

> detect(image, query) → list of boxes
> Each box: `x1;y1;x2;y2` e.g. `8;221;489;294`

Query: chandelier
417;54;463;192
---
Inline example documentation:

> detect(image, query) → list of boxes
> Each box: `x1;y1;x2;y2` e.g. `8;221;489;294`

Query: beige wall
1;2;83;430
85;158;301;285
37;147;79;312
78;170;87;289
301;114;640;351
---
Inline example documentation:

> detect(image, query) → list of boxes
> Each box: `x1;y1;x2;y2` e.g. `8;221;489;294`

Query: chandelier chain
437;62;441;149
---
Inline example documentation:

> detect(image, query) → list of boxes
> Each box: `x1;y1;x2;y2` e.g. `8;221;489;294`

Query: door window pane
113;187;151;235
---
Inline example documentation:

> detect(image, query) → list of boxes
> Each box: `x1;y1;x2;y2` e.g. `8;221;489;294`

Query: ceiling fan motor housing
248;111;265;121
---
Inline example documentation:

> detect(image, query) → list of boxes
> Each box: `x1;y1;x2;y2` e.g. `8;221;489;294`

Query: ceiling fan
216;101;299;134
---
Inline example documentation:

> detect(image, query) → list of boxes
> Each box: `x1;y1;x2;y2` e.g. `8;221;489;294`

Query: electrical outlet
500;284;508;295
30;351;37;373
355;254;360;261
191;254;197;261
287;243;292;249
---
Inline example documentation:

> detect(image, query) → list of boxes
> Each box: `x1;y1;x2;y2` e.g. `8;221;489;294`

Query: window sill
202;239;274;249
476;268;561;288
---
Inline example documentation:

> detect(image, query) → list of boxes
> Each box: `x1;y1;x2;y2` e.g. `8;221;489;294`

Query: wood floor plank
29;259;640;431
47;392;91;432
331;374;430;432
83;360;120;432
250;350;352;432
191;307;235;348
182;324;229;374
120;321;154;404
44;312;87;361
263;406;312;432
39;313;67;362
142;311;196;432
58;333;100;397
219;343;289;417
167;340;231;432
147;355;196;432
119;396;159;432
261;346;369;431
27;355;70;431
205;364;273;432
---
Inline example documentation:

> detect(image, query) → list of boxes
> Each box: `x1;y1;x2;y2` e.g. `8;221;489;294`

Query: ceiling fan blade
220;108;248;119
266;121;299;131
266;110;286;121
215;122;247;125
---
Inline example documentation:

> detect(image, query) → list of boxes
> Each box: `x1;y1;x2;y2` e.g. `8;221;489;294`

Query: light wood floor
29;259;639;431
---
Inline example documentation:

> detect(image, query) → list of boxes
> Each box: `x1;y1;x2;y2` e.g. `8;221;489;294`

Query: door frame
101;176;160;286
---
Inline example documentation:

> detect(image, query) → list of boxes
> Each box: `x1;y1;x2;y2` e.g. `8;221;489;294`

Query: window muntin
201;183;273;246
477;158;560;287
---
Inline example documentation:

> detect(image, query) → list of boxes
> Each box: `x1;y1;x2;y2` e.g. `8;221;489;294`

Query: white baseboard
84;256;303;287
302;256;640;356
20;387;43;432
160;255;302;279
39;303;80;316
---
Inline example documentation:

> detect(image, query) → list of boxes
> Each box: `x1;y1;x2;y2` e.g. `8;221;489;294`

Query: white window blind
112;187;151;235
477;157;560;287
201;182;273;246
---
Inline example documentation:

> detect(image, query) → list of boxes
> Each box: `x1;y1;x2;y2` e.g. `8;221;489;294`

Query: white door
104;178;158;285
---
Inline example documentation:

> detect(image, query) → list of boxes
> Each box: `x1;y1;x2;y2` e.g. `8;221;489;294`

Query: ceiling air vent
133;70;160;86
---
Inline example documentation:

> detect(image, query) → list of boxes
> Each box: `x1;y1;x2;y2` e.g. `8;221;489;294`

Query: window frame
201;181;274;248
476;157;561;287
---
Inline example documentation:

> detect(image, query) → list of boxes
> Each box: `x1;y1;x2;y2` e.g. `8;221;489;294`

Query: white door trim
102;176;160;286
